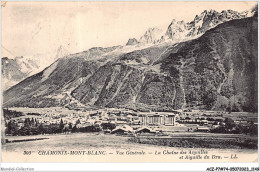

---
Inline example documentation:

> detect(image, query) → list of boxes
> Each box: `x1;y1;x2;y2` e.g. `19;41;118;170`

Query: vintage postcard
1;1;258;163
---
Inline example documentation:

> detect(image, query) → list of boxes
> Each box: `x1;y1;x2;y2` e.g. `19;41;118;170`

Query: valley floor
1;132;258;162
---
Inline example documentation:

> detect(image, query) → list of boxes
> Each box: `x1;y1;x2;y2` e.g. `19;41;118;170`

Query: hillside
3;16;257;112
1;9;249;92
159;17;258;112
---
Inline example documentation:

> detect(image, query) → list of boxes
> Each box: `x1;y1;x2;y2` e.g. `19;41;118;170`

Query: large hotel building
137;112;176;126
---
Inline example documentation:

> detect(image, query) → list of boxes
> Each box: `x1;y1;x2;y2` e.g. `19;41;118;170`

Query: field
2;132;258;151
129;133;258;149
3;133;152;152
2;133;258;162
8;107;85;115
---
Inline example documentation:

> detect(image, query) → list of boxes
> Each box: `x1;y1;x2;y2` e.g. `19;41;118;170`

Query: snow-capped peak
139;27;164;45
165;9;249;41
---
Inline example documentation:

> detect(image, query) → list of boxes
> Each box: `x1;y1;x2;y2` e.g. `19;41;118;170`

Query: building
136;126;155;133
196;127;210;132
137;112;176;126
111;125;134;134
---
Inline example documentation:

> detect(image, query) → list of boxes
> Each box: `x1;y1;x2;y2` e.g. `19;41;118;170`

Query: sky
1;1;258;58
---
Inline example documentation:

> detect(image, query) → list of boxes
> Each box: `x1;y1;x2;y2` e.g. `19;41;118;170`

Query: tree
69;123;72;130
71;125;77;133
224;118;235;130
24;118;31;128
101;123;116;131
38;123;44;134
6;120;19;135
19;125;32;136
227;102;232;114
30;118;35;126
59;119;64;133
76;119;80;125
35;119;39;127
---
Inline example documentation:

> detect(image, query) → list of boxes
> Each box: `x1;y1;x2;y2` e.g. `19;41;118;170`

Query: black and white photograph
1;1;258;165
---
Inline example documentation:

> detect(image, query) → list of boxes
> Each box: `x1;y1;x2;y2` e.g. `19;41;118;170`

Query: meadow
129;133;258;149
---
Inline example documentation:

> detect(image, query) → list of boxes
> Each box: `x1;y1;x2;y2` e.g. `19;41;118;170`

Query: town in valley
3;107;258;137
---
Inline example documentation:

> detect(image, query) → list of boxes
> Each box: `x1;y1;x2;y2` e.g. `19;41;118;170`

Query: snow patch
195;19;203;28
141;57;149;64
150;64;161;73
41;61;58;81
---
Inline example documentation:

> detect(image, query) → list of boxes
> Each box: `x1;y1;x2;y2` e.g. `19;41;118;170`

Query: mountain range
2;9;258;112
1;45;69;90
126;9;250;45
2;56;40;90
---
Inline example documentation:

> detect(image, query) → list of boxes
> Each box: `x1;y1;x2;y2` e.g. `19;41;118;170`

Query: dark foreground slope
3;16;257;112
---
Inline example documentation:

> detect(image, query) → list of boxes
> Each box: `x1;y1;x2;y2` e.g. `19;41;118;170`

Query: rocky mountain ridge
1;45;70;91
2;9;250;91
3;15;258;113
126;9;250;46
2;56;40;90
